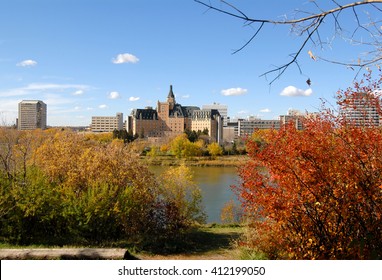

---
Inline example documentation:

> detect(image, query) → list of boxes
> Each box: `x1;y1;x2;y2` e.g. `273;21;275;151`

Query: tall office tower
202;103;228;126
18;100;47;130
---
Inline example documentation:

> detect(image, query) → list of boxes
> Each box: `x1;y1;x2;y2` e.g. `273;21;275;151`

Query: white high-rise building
340;92;381;126
202;103;228;126
18;100;47;130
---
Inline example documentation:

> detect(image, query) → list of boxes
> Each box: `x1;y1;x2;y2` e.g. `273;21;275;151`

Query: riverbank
141;155;248;167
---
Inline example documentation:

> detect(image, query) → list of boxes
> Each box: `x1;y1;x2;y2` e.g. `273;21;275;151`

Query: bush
0;130;206;247
236;73;382;259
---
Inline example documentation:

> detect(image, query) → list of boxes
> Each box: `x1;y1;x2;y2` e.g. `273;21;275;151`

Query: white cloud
0;83;91;126
99;104;108;109
280;86;313;97
260;108;271;113
237;110;248;115
108;91;120;99
0;83;91;97
221;87;248;96
181;95;190;99
16;59;37;67
112;53;139;64
129;96;140;101
43;93;74;106
73;90;84;96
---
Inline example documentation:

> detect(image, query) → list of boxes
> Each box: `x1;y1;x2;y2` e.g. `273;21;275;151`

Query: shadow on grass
139;225;242;256
0;225;243;260
59;250;140;260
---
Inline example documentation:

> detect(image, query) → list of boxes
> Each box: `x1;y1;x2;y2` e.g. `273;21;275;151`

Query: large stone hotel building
128;85;223;143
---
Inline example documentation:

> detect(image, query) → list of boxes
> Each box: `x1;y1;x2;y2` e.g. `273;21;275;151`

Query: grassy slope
136;225;244;260
0;225;246;260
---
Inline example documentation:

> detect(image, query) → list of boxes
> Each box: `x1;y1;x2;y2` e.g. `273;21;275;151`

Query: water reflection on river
150;166;240;223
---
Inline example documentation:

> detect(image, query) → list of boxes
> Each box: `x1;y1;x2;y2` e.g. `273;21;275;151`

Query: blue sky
0;0;380;126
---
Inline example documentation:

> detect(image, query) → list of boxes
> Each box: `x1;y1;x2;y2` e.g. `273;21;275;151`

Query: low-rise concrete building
91;113;123;132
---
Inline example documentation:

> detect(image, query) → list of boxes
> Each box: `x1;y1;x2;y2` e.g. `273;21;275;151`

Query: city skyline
0;1;379;126
15;91;305;129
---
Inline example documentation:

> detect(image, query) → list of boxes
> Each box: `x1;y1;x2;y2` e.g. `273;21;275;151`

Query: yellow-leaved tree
158;165;206;236
207;142;223;159
0;129;207;247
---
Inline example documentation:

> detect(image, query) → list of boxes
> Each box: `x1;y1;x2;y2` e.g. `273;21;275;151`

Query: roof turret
168;85;175;99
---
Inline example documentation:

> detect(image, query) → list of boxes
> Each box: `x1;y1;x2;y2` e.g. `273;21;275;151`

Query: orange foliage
236;73;382;259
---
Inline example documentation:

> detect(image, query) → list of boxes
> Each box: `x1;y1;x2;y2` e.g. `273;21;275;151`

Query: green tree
231;141;238;155
113;129;136;143
185;129;199;142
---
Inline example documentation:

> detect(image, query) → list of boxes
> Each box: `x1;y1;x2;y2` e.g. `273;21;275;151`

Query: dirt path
0;247;238;260
0;248;127;260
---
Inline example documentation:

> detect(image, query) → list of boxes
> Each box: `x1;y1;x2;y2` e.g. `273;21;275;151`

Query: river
150;166;240;223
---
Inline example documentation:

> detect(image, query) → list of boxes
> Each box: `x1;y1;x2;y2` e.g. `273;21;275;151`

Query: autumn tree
0;129;207;246
158;165;206;232
207;142;223;159
0;128;20;180
236;73;382;259
169;134;203;159
0;128;62;244
220;199;243;224
31;132;163;243
0;129;46;182
196;0;382;83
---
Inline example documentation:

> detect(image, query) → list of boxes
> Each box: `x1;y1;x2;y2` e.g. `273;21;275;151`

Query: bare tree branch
318;55;382;68
232;22;264;54
196;1;382;25
195;0;382;84
260;16;325;84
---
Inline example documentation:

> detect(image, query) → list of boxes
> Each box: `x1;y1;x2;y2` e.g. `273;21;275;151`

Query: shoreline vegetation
0;128;249;260
141;155;248;167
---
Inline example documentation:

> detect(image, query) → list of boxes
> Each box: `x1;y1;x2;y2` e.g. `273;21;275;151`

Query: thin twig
260;16;325;84
195;0;382;84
